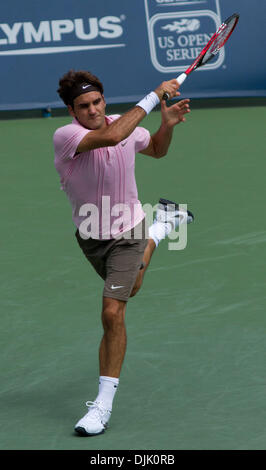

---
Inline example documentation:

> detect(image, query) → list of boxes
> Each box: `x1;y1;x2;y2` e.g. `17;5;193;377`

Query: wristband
136;91;160;115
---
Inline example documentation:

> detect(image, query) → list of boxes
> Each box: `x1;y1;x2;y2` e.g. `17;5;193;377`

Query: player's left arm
140;99;191;159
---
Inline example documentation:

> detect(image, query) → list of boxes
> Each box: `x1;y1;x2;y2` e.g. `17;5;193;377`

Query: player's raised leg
130;198;194;298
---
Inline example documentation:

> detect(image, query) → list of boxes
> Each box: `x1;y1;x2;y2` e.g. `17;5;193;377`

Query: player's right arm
76;80;179;153
76;106;146;152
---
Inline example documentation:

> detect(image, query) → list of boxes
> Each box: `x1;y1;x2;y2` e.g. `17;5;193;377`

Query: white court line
148;252;242;273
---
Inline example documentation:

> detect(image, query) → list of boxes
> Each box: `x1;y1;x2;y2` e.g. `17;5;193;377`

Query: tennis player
53;69;193;436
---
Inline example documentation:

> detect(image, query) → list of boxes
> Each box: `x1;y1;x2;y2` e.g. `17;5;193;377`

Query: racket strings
211;19;237;54
202;16;238;64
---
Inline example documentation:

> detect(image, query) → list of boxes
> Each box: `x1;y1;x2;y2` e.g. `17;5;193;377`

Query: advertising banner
0;0;265;110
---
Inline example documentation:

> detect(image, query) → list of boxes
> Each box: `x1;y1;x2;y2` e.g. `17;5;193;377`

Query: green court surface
1;103;266;450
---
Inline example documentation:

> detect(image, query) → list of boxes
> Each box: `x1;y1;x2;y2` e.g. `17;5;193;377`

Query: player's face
69;91;106;130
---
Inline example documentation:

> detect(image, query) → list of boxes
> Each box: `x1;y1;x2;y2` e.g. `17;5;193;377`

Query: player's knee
102;303;125;331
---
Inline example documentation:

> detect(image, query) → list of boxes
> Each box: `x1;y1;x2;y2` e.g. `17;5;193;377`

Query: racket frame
163;13;239;99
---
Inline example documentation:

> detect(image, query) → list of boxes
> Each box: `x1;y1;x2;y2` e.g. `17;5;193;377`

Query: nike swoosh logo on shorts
111;285;124;290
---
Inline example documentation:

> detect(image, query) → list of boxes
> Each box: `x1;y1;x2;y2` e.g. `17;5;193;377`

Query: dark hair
57;69;104;107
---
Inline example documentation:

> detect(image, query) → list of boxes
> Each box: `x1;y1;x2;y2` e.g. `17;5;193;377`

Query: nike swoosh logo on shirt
111;285;124;290
121;141;127;146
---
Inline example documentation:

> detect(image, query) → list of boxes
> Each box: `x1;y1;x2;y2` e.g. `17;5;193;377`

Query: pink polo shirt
53;115;150;239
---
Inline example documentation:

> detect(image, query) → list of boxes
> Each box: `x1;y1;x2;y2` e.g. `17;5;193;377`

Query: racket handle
176;73;187;85
162;73;187;101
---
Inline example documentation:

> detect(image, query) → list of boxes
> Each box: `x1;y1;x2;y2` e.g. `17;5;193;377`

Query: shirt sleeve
53;123;89;161
132;126;151;153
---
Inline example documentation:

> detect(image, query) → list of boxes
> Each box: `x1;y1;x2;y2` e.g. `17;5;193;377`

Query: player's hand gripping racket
163;13;239;100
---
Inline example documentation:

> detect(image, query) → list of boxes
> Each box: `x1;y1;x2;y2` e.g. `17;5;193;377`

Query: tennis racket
163;13;239;100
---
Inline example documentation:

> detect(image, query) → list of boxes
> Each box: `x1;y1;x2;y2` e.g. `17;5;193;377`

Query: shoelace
85;401;111;422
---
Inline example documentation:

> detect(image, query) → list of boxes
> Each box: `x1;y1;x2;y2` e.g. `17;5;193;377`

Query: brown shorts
75;219;148;301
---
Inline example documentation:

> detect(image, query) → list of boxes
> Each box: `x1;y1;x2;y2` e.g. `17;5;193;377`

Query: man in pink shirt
53;69;193;436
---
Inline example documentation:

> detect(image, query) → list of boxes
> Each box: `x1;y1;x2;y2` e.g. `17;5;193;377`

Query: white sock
148;221;172;247
95;376;119;411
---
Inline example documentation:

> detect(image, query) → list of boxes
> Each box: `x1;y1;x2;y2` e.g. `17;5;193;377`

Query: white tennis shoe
148;198;194;247
74;401;111;436
156;198;194;227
